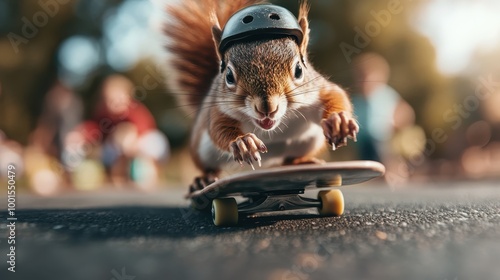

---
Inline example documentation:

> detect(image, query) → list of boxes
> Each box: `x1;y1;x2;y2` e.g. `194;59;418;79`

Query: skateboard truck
238;194;321;213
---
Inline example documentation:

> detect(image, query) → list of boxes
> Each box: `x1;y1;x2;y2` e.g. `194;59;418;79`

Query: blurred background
0;0;499;196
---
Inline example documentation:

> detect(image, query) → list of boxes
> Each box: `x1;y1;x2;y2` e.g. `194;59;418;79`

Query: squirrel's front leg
209;108;267;169
319;86;359;150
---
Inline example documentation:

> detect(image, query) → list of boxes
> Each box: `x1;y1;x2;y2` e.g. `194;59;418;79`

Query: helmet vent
242;15;254;24
219;4;304;53
269;13;280;20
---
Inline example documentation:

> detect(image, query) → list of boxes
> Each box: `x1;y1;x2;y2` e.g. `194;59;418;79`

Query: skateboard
187;161;385;226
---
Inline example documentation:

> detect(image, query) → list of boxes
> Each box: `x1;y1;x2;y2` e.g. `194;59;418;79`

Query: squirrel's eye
294;63;303;80
226;67;236;87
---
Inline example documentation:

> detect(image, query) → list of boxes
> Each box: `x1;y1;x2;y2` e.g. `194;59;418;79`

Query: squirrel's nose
255;104;279;118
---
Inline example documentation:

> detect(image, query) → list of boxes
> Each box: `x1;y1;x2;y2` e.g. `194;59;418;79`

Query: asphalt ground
1;181;500;280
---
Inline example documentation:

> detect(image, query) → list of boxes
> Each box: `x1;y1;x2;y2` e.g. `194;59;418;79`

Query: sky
413;0;500;75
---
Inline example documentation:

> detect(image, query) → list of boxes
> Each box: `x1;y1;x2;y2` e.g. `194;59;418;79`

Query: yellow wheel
212;198;238;226
318;189;344;216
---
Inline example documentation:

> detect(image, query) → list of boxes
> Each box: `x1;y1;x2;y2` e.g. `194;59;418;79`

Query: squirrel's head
211;2;312;131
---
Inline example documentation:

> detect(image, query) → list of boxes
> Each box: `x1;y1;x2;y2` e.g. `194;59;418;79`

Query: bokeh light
58;35;101;87
414;0;500;75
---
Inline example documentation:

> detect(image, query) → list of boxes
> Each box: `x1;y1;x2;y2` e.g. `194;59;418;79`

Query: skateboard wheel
212;198;238;226
317;189;344;216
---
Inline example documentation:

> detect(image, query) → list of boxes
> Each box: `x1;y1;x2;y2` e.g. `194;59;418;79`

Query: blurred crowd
1;74;170;195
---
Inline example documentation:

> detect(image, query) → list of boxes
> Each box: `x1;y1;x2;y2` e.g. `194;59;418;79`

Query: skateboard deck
188;160;385;226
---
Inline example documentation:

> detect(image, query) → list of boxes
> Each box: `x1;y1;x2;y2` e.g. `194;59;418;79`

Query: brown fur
164;0;263;112
297;0;310;57
229;38;297;100
319;86;353;119
208;106;243;154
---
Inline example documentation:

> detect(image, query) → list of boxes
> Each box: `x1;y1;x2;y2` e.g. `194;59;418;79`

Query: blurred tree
0;0;77;142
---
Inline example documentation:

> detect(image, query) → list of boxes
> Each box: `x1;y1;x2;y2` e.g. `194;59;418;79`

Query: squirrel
162;0;359;193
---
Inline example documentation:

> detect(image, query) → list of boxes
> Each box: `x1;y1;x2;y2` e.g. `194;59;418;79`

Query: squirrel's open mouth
256;118;276;130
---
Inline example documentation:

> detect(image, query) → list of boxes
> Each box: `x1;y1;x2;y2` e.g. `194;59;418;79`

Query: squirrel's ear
211;25;223;60
298;0;310;58
210;11;223;62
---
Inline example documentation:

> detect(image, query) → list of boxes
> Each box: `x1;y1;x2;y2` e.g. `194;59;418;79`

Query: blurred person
26;80;83;195
30;80;83;162
74;74;169;190
351;53;417;184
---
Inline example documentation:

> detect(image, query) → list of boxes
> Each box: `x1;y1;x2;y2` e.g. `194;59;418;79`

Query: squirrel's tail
162;0;262;112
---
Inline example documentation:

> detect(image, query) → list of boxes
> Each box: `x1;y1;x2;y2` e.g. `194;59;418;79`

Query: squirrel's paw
188;173;218;194
321;111;359;151
229;133;268;170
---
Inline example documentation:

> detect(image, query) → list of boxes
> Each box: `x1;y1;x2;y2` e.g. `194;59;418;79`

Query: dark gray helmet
219;4;303;53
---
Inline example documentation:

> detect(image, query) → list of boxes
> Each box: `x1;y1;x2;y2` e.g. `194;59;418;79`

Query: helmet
219;4;303;53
